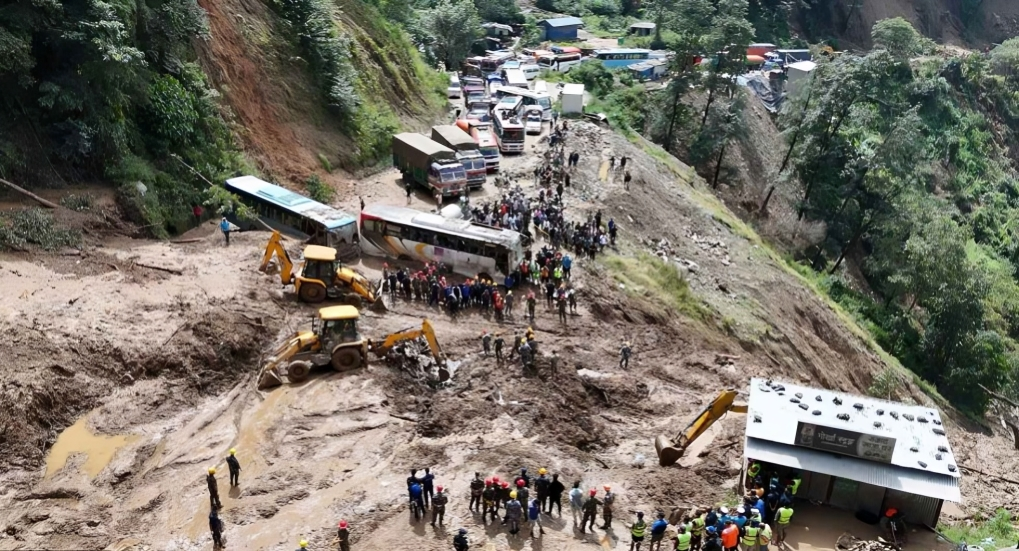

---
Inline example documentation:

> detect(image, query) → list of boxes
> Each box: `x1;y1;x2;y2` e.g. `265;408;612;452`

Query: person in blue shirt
754;497;765;518
732;507;748;530
409;481;425;521
421;467;435;508
529;498;544;537
705;507;719;532
562;254;572;280
219;217;231;246
649;511;669;551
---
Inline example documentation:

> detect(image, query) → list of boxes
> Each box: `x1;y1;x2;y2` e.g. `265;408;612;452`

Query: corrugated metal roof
540;17;584;27
561;83;584;96
629;21;656;29
746;378;959;478
746;437;961;502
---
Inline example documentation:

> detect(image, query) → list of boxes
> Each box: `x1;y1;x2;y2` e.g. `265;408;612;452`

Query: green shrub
305;174;334;203
0;209;82;251
353;103;400;165
59;193;97;212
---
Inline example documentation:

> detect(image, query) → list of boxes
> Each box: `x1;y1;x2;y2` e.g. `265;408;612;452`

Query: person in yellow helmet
226;448;241;487
206;467;222;509
297;539;309;550
535;468;550;513
505;490;523;535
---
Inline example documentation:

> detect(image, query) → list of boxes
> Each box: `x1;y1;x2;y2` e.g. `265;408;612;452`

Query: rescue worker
226;448;241;487
722;520;739;551
494;334;505;362
581;488;600;533
619;342;632;369
535;468;550;513
297;540;308;550
516;479;530;519
569;481;584;525
210;508;224;548
629;511;647;551
338;520;351;551
482;479;498;523
742;519;761;551
432;485;449;527
758;520;772;550
775;504;794;546
789;473;802;497
505;290;514;317
568;288;578;314
600;485;615;529
527;292;537;322
505;491;523;535
421;467;435;508
481;331;491;356
691;508;707;551
650;512;670;551
529;497;545;537
220;217;231;246
548;473;565;516
674;521;694;551
207;467;222;509
516;467;531;488
703;526;723;551
469;472;484;512
409;480;425;521
519;339;533;370
557;293;568;324
454;528;470;551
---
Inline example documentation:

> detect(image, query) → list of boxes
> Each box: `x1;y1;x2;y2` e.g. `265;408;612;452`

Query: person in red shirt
721;520;739;551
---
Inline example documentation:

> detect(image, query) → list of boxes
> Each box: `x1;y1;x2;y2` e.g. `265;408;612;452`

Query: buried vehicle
257;308;448;390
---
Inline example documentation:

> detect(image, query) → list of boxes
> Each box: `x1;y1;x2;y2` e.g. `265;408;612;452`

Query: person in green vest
673;522;693;551
629;511;648;551
775;504;794;547
788;473;802;497
741;520;761;551
746;461;762;488
690;510;707;551
758;522;772;549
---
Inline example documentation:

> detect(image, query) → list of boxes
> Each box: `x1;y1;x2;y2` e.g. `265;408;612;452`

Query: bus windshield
503;128;524;142
480;146;499;158
538;56;554;67
537;96;551;109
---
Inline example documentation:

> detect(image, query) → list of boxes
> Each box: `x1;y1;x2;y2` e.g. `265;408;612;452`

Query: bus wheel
299;282;327;303
287;361;312;383
331;347;362;372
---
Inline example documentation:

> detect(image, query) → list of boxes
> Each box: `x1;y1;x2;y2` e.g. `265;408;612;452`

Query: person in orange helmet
337;519;350;551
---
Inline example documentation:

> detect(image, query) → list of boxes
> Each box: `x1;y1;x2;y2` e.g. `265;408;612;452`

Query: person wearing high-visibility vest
673;523;693;551
630;511;648;551
775;505;794;547
758;522;773;549
690;510;707;551
789;474;802;497
741;519;761;551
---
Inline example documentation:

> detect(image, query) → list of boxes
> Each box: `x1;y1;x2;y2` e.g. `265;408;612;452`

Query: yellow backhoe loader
256;309;446;390
655;389;748;467
260;230;381;308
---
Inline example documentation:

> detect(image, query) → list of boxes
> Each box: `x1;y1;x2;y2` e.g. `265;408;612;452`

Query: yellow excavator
260;230;380;307
256;307;446;390
655;389;748;467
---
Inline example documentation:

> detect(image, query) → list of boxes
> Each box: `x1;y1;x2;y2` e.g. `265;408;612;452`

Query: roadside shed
743;379;961;527
482;22;513;38
627;59;667;81
560;83;584;114
539;17;584;41
786;60;816;96
628;21;656;36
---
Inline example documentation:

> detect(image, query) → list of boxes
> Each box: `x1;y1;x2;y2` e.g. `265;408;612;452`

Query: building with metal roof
628;21;656;36
538;17;583;41
744;378;960;527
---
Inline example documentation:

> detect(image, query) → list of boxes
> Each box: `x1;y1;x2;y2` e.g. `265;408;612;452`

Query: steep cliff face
794;0;1019;48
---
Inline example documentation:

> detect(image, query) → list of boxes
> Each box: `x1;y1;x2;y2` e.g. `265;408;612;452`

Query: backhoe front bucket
257;367;284;390
369;295;389;313
655;434;684;467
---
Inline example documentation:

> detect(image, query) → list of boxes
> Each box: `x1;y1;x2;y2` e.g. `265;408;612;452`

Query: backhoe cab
257;305;368;390
655;389;748;467
260;230;380;307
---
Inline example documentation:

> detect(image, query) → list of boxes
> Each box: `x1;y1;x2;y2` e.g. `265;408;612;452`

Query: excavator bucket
257;367;284;390
655;435;685;467
368;294;389;313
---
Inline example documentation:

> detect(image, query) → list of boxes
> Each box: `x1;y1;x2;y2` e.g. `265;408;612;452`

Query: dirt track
1;123;1017;550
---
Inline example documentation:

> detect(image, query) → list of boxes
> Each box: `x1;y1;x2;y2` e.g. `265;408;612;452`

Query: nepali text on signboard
794;422;896;463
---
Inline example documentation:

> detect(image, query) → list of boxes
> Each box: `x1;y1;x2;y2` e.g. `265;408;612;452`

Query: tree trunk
663;84;683;150
759;185;776;215
712;142;727;188
0;178;61;209
830;225;866;274
779;79;816;174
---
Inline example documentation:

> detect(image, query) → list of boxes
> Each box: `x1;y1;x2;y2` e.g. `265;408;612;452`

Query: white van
521;63;541;80
447;73;462;99
537;53;582;73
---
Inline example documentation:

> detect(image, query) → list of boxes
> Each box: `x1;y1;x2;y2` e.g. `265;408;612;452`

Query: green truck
392;133;467;197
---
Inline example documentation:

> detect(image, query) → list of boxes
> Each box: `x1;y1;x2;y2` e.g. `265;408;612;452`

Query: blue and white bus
224;176;358;251
592;48;651;68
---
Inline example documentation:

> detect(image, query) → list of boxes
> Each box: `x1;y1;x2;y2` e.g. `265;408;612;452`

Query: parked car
447;73;462;99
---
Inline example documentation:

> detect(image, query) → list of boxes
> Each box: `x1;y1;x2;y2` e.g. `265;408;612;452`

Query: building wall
883;489;942;527
543;26;579;41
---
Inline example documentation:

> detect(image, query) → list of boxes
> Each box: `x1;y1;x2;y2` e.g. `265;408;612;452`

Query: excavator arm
260;230;296;285
336;267;379;304
370;319;445;363
655;389;748;467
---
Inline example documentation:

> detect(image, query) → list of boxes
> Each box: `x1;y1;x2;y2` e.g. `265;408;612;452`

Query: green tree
473;0;523;24
870;17;932;59
989;37;1019;83
699;0;755;130
424;0;482;69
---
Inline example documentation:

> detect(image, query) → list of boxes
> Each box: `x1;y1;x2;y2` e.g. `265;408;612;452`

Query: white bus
492;95;523;120
359;204;526;279
537;52;582;73
492;113;525;153
494;87;552;121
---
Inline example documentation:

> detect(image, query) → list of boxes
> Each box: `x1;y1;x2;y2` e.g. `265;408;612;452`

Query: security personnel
629;511;647;551
742;520;761;551
432;485;449;527
469;473;485;512
775;505;794;546
674;523;693;551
